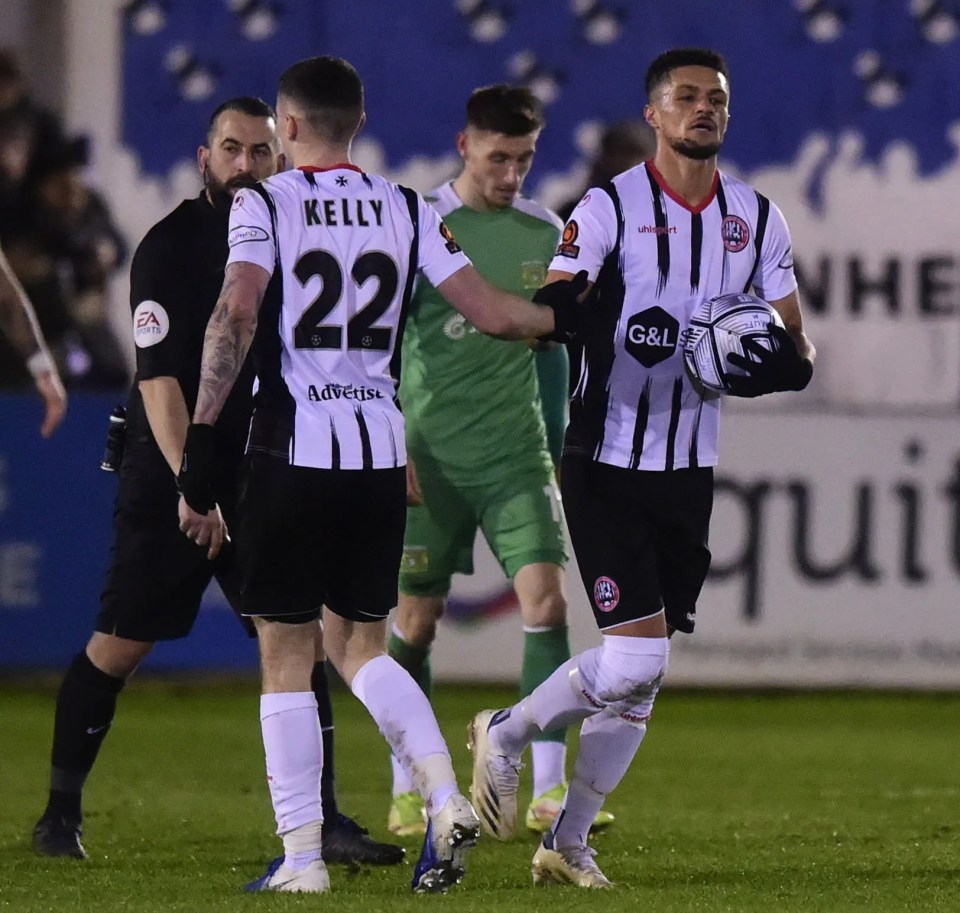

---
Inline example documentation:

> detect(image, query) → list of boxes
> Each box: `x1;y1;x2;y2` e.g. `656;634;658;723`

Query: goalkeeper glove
725;324;813;397
534;270;589;343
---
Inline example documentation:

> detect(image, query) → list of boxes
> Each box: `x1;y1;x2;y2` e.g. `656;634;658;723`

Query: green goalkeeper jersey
401;182;563;484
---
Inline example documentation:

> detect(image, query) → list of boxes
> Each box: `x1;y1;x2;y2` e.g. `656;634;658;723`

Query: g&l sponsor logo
624;306;679;367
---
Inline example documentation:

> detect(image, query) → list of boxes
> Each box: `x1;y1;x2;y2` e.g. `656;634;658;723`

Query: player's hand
178;423;217;513
534;270;590;343
725;324;813;397
178;495;228;560
406;458;423;507
34;370;67;438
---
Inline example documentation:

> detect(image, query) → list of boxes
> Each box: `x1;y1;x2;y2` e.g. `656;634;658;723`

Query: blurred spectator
0;135;129;390
0;49;65;159
557;119;655;222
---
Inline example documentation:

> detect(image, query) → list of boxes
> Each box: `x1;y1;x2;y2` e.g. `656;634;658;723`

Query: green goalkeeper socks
387;629;432;697
521;625;570;744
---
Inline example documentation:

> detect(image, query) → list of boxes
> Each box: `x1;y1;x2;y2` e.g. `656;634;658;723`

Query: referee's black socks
45;650;126;820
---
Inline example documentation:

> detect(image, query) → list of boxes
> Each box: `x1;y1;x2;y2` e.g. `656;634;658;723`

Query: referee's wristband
26;349;55;379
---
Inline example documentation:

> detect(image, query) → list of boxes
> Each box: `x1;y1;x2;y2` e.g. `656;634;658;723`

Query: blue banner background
0;393;258;671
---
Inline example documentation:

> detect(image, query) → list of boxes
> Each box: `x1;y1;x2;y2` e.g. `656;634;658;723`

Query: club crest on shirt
132;300;169;348
721;214;750;252
401;546;429;574
521;260;547;289
439;222;461;254
556;220;580;259
594;576;620;611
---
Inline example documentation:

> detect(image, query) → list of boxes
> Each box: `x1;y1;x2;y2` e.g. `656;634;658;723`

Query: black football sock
312;661;340;824
45;650;126;820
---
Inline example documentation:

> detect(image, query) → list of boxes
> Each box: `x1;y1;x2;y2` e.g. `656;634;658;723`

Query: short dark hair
277;56;364;144
207;96;276;142
645;48;730;100
465;85;545;136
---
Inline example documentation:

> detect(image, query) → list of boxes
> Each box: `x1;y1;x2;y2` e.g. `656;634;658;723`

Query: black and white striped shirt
552;162;797;471
225;166;469;470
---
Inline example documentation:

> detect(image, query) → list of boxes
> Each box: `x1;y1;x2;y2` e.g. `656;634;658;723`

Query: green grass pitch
2;680;959;911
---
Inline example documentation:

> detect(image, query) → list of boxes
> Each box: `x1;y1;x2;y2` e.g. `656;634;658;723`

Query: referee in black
31;97;403;867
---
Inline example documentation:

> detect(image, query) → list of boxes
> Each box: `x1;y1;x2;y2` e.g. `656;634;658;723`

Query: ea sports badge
132;300;170;348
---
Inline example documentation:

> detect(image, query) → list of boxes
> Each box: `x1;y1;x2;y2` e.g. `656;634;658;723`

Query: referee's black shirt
120;192;255;503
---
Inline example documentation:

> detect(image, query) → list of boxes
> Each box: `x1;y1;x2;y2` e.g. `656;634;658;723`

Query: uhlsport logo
594;576;620;612
721;215;750;252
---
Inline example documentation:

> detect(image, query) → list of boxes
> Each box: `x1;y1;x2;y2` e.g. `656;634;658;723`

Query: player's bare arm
194;260;269;426
769;288;816;364
179;260;268;552
438;264;586;341
437;265;553;338
0;245;68;438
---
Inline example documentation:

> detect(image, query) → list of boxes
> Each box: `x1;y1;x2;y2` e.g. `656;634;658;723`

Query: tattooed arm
193;261;270;425
177;260;269;559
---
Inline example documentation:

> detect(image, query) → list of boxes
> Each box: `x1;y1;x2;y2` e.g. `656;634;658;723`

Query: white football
682;292;784;393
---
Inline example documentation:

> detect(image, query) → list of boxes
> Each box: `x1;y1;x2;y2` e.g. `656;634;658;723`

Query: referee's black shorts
560;454;713;634
95;462;245;642
236;452;406;624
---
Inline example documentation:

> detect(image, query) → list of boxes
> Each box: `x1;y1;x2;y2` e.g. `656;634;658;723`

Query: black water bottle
100;405;127;472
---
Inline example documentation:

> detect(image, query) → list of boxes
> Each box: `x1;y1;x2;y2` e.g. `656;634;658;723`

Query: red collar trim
646;160;719;214
298;163;363;174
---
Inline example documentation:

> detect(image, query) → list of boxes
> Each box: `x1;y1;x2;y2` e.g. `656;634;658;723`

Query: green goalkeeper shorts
399;462;568;597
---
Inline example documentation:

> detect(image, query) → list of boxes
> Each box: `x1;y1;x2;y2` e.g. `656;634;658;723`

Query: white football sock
531;740;566;796
260;691;324;851
282;820;324;871
552;710;646;848
351;654;457;816
489;653;601;757
391;751;415;796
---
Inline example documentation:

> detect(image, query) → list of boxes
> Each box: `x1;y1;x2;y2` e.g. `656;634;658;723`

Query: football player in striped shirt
176;57;581;894
469;46;815;888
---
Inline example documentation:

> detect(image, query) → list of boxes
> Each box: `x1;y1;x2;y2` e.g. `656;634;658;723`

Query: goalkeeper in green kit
386;84;613;838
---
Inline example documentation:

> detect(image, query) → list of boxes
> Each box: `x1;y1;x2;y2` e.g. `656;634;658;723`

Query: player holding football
469;46;815;888
386;84;612;839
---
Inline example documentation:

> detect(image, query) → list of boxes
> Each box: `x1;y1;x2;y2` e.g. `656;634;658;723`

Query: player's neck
451;174;510;213
650;150;717;208
290;142;354;171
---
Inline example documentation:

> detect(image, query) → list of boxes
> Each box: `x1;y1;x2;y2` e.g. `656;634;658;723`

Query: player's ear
455;130;468;159
196;145;210;178
276;151;287;173
643;104;657;130
284;113;298;143
354;111;366;138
